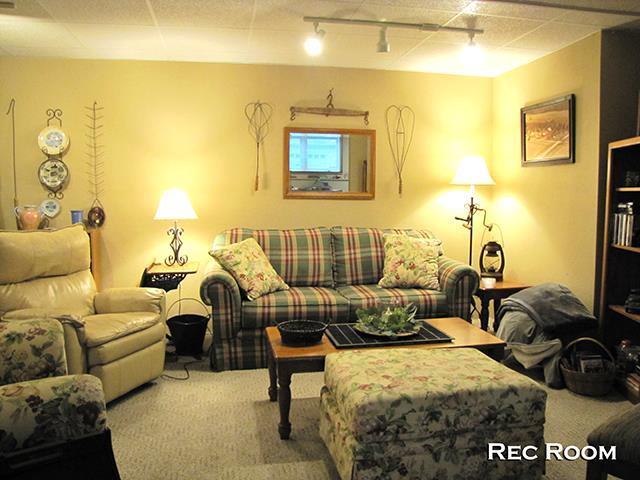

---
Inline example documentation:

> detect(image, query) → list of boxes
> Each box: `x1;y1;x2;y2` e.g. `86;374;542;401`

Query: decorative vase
14;205;46;230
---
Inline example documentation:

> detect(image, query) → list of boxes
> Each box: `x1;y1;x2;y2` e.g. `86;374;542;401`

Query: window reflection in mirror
284;128;375;200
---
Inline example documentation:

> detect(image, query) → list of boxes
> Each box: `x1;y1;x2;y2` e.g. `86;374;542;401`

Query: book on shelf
625;374;640;393
612;202;638;247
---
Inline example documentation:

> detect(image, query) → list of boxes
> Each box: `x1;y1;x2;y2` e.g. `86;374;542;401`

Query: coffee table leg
268;349;278;402
277;364;292;440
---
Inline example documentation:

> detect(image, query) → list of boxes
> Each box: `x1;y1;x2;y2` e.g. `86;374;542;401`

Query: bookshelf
599;136;640;403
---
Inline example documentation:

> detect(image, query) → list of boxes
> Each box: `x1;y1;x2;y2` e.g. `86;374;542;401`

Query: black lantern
480;241;505;280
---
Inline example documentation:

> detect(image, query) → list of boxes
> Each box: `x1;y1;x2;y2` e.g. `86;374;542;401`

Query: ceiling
0;0;638;77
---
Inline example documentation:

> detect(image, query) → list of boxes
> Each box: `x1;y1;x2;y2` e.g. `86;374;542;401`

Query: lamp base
164;221;188;267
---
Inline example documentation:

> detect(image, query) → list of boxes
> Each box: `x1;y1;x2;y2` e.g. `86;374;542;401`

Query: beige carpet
107;358;632;480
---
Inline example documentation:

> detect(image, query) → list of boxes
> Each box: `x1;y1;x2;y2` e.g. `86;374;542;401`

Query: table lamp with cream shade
154;188;197;266
451;155;495;266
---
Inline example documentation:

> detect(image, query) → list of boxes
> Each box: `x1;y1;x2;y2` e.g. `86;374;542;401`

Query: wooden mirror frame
283;127;376;200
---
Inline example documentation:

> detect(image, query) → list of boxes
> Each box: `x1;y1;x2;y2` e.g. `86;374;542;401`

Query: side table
140;261;199;292
475;281;530;332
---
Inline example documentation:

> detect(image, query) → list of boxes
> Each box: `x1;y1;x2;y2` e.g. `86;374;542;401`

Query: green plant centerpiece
354;303;420;337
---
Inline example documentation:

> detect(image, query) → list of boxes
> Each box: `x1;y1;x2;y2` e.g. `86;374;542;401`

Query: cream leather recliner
0;224;166;402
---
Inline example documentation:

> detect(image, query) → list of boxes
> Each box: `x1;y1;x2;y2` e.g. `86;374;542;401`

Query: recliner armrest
438;256;480;320
94;288;166;320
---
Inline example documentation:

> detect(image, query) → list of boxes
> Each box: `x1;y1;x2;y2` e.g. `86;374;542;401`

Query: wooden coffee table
266;317;506;440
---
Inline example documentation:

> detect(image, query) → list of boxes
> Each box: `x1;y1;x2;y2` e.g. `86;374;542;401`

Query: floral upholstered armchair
0;319;120;479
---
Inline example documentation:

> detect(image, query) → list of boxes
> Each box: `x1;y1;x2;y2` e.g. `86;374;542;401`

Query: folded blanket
497;282;597;334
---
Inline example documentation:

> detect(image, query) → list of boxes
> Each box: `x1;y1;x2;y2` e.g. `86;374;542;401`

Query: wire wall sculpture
85;101;106;227
244;100;273;191
5;99;18;209
385;105;415;195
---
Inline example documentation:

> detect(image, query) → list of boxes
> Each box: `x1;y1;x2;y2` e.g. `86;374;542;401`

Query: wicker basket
560;337;615;397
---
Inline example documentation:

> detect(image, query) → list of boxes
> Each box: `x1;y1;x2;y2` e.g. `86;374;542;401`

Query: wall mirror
283;127;375;200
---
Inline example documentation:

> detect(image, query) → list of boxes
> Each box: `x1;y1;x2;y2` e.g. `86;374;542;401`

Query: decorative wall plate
38;157;68;195
38;126;69;156
39;198;61;218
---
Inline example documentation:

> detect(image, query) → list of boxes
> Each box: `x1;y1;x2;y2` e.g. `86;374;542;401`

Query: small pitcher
14;205;46;230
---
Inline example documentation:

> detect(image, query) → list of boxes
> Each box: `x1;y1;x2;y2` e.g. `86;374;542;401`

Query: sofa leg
586;460;607;480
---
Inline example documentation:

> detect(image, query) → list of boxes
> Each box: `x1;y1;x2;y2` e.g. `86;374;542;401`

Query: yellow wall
0;58;492;302
491;33;601;308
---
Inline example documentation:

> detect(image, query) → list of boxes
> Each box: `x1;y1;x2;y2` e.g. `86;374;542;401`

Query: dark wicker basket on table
277;320;328;346
560;337;615;397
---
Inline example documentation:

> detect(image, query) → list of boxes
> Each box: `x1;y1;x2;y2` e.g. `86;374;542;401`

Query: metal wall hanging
5;98;18;210
244;100;273;191
37;108;69;199
385;105;415;195
85;101;106;227
290;88;369;125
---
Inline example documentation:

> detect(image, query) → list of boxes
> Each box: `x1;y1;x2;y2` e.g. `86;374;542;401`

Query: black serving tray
326;321;453;349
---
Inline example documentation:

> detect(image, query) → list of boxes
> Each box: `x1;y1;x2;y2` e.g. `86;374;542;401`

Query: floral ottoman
319;348;547;480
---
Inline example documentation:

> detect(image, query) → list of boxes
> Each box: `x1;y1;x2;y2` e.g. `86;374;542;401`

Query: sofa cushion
242;287;349;329
337;284;448;321
331;227;439;286
87;321;165;366
83;312;160;347
212;227;334;287
324;348;547;443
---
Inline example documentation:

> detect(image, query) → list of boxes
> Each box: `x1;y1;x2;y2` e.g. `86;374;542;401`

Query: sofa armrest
0;374;107;453
94;287;165;320
0;319;68;385
438;256;480;320
199;258;242;340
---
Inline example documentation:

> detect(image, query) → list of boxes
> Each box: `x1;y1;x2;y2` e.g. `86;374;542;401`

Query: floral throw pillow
378;234;441;290
211;238;289;301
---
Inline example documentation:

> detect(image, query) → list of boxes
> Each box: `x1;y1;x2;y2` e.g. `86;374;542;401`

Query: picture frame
521;94;575;166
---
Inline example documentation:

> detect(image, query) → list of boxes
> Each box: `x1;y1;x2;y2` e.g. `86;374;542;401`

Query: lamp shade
154;188;197;220
450;156;495;186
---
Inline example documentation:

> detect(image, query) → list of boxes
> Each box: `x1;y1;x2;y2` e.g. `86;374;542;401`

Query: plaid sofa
200;227;479;371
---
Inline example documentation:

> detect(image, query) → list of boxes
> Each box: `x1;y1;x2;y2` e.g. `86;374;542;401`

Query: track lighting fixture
304;22;325;56
376;27;390;53
303;16;483;55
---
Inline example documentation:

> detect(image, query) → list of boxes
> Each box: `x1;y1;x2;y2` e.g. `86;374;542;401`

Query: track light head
376;27;390;53
304;22;325;56
461;31;484;65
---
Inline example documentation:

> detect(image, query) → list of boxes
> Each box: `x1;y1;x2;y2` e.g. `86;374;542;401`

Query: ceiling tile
556;0;640;13
65;24;164;50
508;21;599;50
90;47;168;61
161;27;249;53
554;10;638;27
0;0;53;21
0;19;80;48
252;0;360;32
365;0;472;10
434;14;543;46
148;0;254;28
36;0;154;25
482;45;549;76
465;0;565;21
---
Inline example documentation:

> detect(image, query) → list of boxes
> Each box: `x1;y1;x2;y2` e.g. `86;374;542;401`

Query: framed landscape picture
521;94;575;166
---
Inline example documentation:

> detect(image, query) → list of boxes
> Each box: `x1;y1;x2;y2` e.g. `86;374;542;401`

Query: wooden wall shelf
609;304;640;324
612;244;640;254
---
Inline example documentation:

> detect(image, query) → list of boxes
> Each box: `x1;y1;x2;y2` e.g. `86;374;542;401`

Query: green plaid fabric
337;285;449;321
438;256;480;320
331;227;437;286
242;287;349;329
211;328;268;371
212;227;334;287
